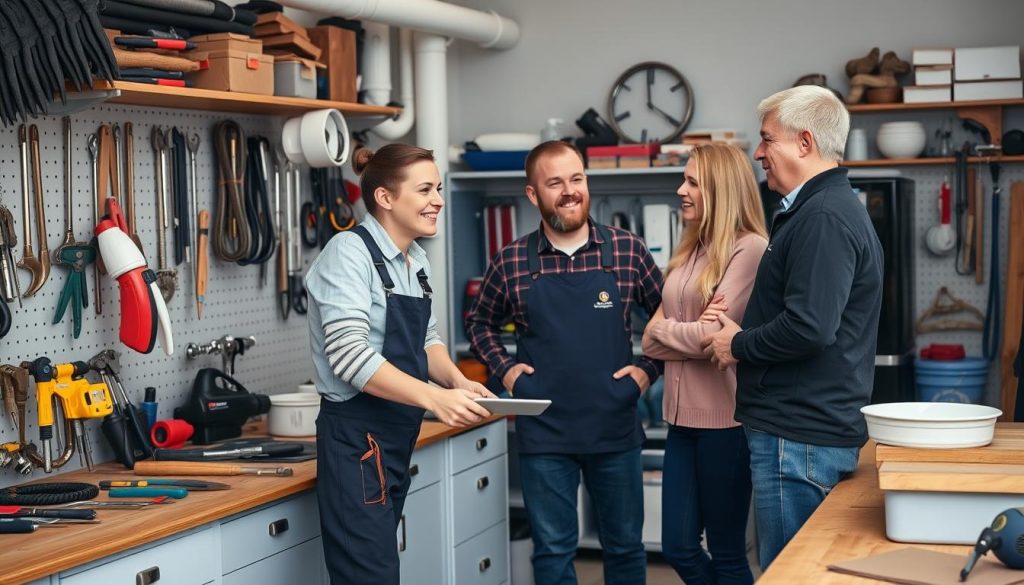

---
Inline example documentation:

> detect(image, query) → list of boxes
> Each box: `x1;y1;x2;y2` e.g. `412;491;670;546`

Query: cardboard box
189;32;261;54
953;79;1023;101
915;65;952;86
619;156;651;168
954;46;1021;81
912;48;953;66
903;85;952;103
307;25;357;103
254;12;310;40
189;49;274;94
587;156;617;169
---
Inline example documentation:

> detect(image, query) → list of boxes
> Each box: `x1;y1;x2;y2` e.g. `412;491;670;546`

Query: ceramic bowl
876;122;927;159
860;402;1002;448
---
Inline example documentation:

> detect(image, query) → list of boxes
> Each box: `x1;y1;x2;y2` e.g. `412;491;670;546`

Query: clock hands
645;67;682;128
650;103;681;128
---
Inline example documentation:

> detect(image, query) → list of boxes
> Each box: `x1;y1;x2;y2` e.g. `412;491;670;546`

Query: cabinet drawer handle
475;438;487;450
479;557;491;572
477;476;489;490
269;518;290;536
409;464;419;477
398;514;407;552
136;566;160;584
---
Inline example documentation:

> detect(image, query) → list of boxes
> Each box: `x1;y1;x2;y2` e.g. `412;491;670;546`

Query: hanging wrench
151;126;177;302
55;117;76;263
87;133;103;314
124;122;143;254
16;125;48;297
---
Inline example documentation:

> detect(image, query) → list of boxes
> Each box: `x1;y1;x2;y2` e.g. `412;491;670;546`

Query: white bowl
876;122;926;159
269;392;321;437
860;402;1001;448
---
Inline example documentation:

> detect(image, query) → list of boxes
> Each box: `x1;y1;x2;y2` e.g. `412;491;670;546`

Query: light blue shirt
305;214;443;402
779;183;805;212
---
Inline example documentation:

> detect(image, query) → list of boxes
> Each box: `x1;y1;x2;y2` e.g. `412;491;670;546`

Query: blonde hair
756;85;850;162
664;144;768;303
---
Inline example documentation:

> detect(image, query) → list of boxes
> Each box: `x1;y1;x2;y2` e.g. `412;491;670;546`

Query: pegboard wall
0;103;321;487
852;107;1024;408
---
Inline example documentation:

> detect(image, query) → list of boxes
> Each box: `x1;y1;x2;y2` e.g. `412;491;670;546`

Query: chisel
134;461;294;477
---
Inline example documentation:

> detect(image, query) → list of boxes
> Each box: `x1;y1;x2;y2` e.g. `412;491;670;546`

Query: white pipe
361;22;392;107
414;32;449;343
275;0;519;49
371;28;415;140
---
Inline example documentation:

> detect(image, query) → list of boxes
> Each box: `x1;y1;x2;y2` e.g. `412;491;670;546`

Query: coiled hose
212;120;251;263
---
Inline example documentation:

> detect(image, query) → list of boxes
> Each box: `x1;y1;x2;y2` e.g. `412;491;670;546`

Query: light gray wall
448;0;1024;145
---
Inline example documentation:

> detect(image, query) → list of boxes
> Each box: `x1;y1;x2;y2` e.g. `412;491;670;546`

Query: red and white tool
925;180;955;256
95;198;173;355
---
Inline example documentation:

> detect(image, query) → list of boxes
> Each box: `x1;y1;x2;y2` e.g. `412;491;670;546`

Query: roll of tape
281;109;350;168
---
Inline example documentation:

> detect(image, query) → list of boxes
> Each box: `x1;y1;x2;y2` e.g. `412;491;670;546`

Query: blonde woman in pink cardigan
642;143;767;585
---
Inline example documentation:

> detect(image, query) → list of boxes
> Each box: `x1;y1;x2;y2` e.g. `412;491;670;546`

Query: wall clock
607;61;694;144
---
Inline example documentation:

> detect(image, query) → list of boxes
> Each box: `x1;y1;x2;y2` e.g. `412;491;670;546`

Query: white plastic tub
860;402;1001;448
269;392;320;437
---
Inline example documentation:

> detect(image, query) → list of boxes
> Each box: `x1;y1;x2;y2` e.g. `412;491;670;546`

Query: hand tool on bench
16;125;48;297
108;487;188;499
28;357;113;472
153;443;303;461
52;117;96;338
0;506;96;521
134;460;294;477
0;519;67;533
0;516;95;526
54;496;174;509
100;479;230;491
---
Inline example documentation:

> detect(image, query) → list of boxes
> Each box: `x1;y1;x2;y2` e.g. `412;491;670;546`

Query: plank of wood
875;423;1024;466
878;461;1024;493
260;33;322;61
1001;182;1024;420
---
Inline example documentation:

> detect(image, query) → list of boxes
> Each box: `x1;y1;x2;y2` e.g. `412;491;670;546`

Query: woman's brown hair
664;143;768;302
352;144;435;214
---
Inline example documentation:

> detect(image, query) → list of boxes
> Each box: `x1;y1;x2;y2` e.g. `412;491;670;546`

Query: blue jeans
520;448;646;585
744;426;859;570
662;425;753;585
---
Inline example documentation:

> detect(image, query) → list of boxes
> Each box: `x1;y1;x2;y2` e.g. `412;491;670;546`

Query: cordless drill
29;357;113;472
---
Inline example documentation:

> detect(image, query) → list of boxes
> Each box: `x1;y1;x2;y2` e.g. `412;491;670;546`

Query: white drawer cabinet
452;455;508;545
59;526;219;585
398;482;445;585
221;491;321;574
449;422;507;475
453;521;508;585
408;440;444;494
222;537;324;585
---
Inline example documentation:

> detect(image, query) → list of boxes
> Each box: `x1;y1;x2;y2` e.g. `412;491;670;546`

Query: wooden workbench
758;442;973;584
0;417;500;584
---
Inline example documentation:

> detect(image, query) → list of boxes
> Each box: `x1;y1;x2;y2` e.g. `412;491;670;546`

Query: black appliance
851;177;916;403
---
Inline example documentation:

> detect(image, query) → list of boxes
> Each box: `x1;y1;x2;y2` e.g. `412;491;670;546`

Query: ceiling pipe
361;22;392;107
274;0;520;49
369;27;415;140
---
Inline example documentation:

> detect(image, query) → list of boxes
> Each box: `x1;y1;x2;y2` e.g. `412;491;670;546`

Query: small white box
954;46;1021;81
912;48;953;66
903;85;952;104
914;65;952;86
954;79;1023;101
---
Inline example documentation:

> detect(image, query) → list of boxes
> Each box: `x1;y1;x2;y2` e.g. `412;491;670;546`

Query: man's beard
540;194;589;233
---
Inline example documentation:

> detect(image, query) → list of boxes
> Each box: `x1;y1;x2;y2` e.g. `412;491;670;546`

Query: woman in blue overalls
306;144;494;584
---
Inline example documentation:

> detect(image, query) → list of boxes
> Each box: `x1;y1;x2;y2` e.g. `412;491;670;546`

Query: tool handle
23;508;96;520
197;210;209;317
134;460;244;476
109;486;188;499
0;519;36;533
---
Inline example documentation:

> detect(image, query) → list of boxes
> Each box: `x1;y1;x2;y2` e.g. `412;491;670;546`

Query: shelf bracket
957;105;1002;146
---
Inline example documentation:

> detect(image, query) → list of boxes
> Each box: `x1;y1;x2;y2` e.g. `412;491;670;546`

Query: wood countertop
758;442;973;584
0;416;502;584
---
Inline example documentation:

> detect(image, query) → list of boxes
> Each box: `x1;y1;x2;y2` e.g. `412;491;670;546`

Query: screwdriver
0;518;66;533
134;461;293;476
0;506;96;520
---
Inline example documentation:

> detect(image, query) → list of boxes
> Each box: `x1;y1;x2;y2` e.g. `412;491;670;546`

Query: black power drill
174;369;271;444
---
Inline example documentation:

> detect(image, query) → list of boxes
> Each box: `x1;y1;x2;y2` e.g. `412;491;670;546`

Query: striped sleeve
305;236;386;390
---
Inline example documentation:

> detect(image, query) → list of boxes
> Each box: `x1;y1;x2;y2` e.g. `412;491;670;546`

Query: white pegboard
0;103;319;486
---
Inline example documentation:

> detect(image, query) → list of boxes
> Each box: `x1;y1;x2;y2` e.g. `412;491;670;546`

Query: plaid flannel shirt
465;221;664;385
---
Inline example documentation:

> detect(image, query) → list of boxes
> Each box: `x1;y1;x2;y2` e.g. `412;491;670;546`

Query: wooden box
307;25;357;103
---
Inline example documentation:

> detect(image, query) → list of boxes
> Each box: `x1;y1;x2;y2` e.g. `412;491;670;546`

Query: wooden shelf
91;80;400;117
842;155;1024;167
847;98;1024;113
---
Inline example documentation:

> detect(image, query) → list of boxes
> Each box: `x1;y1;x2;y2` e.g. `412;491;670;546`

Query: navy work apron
317;225;430;585
512;225;644;454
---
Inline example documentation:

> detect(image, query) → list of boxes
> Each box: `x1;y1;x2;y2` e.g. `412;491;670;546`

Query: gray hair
757;86;849;162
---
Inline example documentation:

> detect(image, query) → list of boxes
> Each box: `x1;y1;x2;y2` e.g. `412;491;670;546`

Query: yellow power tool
28;357;113;472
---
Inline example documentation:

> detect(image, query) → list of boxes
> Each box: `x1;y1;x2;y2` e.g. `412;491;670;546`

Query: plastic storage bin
462;150;530;171
915;358;989;404
274;57;320;99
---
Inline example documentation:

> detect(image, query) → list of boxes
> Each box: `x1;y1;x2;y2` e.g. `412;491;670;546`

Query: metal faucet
186;335;256;375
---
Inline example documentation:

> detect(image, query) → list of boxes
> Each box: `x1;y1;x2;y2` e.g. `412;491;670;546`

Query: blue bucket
915;358;989;404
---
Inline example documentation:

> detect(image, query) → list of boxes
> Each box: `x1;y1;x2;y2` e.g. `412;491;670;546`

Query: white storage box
915;65;952;86
954;46;1021;81
904;85;952;104
954;80;1023;102
912;48;953;66
884;490;1024;544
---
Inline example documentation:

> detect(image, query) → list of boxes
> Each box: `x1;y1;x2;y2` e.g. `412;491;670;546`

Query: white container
269;392;320;437
885;491;1024;544
297;382;317;394
846;128;868;161
954;46;1021;81
860;402;1001;448
274;59;318;99
876;122;927;159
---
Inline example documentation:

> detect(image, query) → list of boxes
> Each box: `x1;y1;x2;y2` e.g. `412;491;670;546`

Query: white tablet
474;398;551;416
